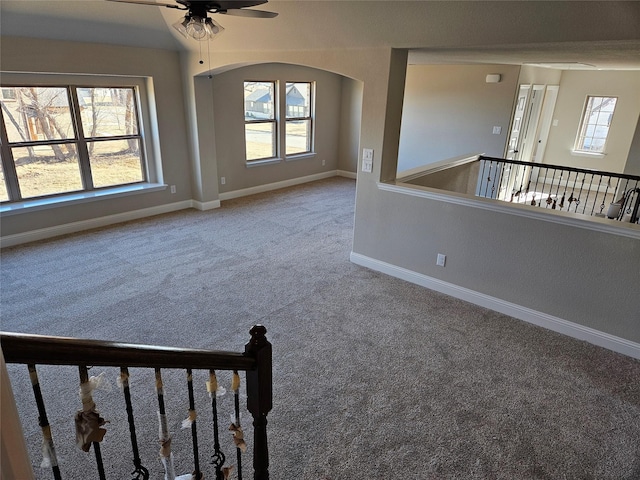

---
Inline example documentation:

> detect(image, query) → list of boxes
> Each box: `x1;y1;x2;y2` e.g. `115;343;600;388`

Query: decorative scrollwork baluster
232;370;244;480
27;364;62;480
208;370;226;479
155;368;176;480
77;366;107;480
120;367;149;480
185;368;203;480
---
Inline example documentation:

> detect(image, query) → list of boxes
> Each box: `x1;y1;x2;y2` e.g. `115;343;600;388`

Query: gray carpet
2;177;639;480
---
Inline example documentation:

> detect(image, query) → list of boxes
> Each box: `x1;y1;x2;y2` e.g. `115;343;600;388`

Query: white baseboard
192;199;221;211
350;252;640;360
219;171;339;201
1;201;193;248
337;170;357;179
1;173;357;247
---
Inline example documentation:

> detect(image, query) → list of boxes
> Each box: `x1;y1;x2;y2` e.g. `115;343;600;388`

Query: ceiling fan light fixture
172;16;191;38
173;15;225;41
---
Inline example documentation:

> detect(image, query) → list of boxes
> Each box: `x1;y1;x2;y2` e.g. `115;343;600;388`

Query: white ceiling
2;1;640;70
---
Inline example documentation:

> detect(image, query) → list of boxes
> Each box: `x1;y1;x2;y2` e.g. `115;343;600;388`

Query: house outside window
0;82;147;203
244;81;276;161
285;82;313;156
243;80;315;163
574;96;617;154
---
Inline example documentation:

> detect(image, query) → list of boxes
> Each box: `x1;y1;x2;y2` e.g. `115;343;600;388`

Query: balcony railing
477;156;640;223
1;325;272;480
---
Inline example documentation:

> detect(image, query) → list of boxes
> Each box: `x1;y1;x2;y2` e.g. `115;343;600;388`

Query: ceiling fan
106;0;278;41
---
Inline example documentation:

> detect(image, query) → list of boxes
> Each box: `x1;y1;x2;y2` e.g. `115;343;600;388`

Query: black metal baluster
479;158;488;197
544;169;557;208
539;167;550;208
120;367;149;480
208;370;226;480
552;170;563;209
496;161;506;199
601;176;614;214
186;369;203;480
515;164;526;203
592;174;605;215
27;364;62;480
78;366;107;480
155;368;176;480
575;174;586;213
583;173;595;214
529;166;539;206
568;171;579;212
232;370;244;480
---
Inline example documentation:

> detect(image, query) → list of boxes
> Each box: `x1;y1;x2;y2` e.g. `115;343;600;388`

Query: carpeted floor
2;177;639;480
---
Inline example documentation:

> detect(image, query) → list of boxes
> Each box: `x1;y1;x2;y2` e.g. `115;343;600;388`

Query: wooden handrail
0;331;256;371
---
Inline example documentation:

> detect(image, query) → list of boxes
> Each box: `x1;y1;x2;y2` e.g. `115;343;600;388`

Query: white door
506;85;530;160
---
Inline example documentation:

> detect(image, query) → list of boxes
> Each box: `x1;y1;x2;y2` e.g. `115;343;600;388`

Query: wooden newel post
245;325;272;480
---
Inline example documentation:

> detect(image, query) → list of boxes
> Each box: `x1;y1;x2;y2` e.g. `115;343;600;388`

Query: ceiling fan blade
105;0;183;10
221;8;278;18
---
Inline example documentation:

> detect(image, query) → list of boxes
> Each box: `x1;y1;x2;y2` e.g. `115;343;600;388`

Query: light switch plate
362;148;374;173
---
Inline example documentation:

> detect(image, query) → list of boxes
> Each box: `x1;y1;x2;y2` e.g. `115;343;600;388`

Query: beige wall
0;36;192;238
397;64;520;173
542;70;640;172
338;77;363;173
1;1;639;350
518;65;563;86
208;63;344;194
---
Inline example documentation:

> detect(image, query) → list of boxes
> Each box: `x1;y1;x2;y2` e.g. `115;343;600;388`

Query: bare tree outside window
0;84;146;201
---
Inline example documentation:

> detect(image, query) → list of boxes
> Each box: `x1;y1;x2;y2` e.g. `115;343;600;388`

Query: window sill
0;183;167;216
246;158;283;168
285;152;316;162
571;150;605;158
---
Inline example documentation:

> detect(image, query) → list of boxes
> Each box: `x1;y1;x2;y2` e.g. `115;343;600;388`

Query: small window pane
88;139;144;188
2;87;75;143
286;120;311;155
286;82;310;119
245;123;275;160
13;144;82;198
0;161;9;201
244;82;275;121
78;87;138;138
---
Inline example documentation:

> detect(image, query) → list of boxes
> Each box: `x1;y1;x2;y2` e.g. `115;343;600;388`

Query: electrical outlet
322;159;326;166
221;177;226;185
170;185;176;194
436;254;446;267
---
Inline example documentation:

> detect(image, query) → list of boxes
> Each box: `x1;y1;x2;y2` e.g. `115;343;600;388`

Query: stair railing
0;325;272;480
477;155;640;222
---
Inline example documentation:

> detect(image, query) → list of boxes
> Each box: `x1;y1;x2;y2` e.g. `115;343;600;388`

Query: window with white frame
0;78;150;204
285;82;312;156
244;81;277;161
574;96;617;154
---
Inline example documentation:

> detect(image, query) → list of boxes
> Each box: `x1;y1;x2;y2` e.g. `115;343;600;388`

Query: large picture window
0;83;146;203
574;96;617;154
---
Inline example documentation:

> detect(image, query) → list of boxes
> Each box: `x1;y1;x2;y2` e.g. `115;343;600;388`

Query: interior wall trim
218;171;338;201
379;182;640;240
0;201;193;248
192;200;221;211
350;252;640;360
